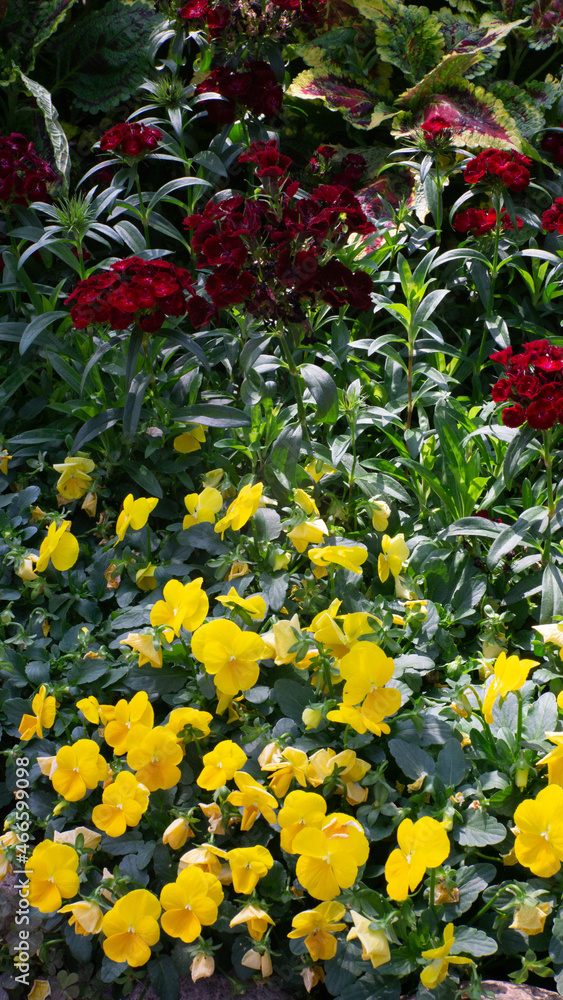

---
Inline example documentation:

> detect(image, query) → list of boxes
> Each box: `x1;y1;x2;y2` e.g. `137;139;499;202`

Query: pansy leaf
451;926;498;956
456;810;507;847
394;79;523;150
288;67;394;129
347;0;445;81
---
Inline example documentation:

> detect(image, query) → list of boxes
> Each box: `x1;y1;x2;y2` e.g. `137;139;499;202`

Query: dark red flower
205;265;256;308
541;130;563;165
542;197;563;233
463;148;531;192
178;0;209;18
502;404;526;427
421;114;451;140
207;4;231;34
0;133;57;211
525;400;558;429
491;379;512;402
99;123;162;158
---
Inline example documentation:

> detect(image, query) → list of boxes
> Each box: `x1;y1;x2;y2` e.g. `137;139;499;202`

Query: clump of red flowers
99;123;163;158
65;257;214;333
490;340;563;429
541;129;563;165
179;0;321;33
452;208;523;236
183;140;374;324
195;62;283;124
0;133;57;211
309;146;366;187
541;197;563;233
463;148;531;192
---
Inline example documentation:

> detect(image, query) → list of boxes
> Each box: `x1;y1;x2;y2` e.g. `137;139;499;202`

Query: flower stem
542;428;555;566
277;326;309;439
135;173;150;250
428;867;437;912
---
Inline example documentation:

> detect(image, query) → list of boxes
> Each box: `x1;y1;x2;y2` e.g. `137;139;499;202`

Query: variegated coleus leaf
345;0;446;81
487;81;545;139
287;67;394;129
523;0;563;50
392;79;523;151
525;74;563;110
437;11;523;78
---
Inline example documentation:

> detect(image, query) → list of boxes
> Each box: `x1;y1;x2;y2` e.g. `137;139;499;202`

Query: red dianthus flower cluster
421;114;452;142
541;197;563;233
452;208;523;236
463;148;531;192
541;129;563;165
309;147;366;187
490;340;563;429
0;133;57;211
99;123;163;158
179;0;321;30
195;62;283;124
65;257;214;333
183;141;374;322
178;0;230;35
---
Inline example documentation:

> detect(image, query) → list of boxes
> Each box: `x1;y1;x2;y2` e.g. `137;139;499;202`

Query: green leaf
525;692;558;739
272;679;312;724
148;956;179;1000
436;738;467;787
288;67;393;130
388;738;435;779
456;811;507;847
259;572;289;612
120;461;163;499
300;363;339;423
19;72;70;192
268;424;302;490
19;311;68;354
541;564;563;622
486;507;546;570
55;0;161;114
122;373;151;444
3;0;79;74
443;863;496;918
502;424;538;489
451;926;498;957
146;176;211;213
71;407;123;452
348;0;445;81
174;404;251;428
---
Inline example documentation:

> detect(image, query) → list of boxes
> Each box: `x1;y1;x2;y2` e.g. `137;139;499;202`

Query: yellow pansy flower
196;740;247;790
50;739;109;801
420;923;471;988
35;520;79;573
201;467;224;489
261;615;314;668
385;817;450;901
0;450;12;475
510;902;551;935
294;489;319;516
160;867;223;943
0;831;18;882
308;544;368;575
18;685;57;740
127;726;183;791
135;564;157;591
162;817;194;849
227;846;274;894
174;423;206;453
287;519;328;554
214;482;263;537
227;771;278;830
337;641;396;705
533;622;563;652
53;454;95;500
327;686;401;737
103;691;154;755
347;911;391;968
92;771;150;837
304;460;336;483
230;904;275;941
26;841;80;913
191;619;269;699
378;534;409;582
215;587;267;621
115;494;158;543
150;577;209;642
288;901;346;961
178;843;227;877
293;817;368;901
513;784;563;876
102;889;161;967
537;731;563;785
481;651;539;722
241;949;273;977
52;827;101;851
371;501;391;532
58;899;103;935
183;487;223;529
191;953;215;981
76;696;113;725
278;790;327;853
15;553;39;581
120;632;162;668
260;746;309;798
166;706;213;741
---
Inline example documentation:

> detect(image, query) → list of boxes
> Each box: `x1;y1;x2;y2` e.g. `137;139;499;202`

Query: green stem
515;690;523;746
406;327;415;430
434;158;443;236
543;428;555;566
277;326;309;439
470;886;507;925
428;867;437;912
135;173;150;250
67;566;76;596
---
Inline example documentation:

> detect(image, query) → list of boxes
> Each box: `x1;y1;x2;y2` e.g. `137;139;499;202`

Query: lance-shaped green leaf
287;67;394;129
19;72;70;194
347;0;445;81
393;79;523;150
